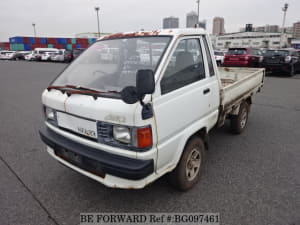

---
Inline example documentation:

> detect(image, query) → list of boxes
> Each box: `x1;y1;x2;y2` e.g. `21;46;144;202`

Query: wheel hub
186;148;201;181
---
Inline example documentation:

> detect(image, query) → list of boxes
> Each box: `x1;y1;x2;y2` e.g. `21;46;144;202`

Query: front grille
266;59;280;64
97;122;113;142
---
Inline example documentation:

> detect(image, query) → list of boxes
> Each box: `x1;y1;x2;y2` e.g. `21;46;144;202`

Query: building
265;25;279;33
163;17;179;29
215;31;292;49
255;26;265;32
186;11;198;28
293;22;300;38
212;17;225;35
254;25;279;33
198;20;206;29
245;24;253;32
291;39;300;49
285;27;294;34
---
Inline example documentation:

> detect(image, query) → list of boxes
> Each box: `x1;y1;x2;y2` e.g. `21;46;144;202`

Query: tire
230;101;250;134
289;65;295;77
168;136;206;191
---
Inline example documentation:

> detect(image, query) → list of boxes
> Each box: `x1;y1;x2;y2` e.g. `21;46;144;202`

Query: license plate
56;148;82;164
57;112;97;139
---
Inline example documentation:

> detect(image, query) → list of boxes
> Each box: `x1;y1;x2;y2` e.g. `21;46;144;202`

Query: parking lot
0;61;299;225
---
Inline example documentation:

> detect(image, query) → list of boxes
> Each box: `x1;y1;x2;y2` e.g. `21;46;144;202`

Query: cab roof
99;28;207;41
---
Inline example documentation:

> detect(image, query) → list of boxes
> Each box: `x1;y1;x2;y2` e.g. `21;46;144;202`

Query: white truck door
153;37;219;173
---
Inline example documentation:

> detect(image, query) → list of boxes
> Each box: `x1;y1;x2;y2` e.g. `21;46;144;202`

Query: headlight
113;126;131;144
45;106;55;121
285;56;291;63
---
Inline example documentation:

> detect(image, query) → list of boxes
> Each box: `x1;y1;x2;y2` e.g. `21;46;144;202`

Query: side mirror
121;69;155;104
136;69;155;96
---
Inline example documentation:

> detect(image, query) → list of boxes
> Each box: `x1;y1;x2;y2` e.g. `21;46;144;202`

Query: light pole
32;23;36;37
280;3;288;48
196;0;200;25
94;6;100;38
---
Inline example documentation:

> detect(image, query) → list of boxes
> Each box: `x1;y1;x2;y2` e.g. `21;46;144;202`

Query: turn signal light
137;127;152;148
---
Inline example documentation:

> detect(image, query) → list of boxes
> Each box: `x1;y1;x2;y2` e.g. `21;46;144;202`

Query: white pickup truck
39;29;265;191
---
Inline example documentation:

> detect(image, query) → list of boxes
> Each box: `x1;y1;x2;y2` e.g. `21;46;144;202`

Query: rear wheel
168;136;205;191
289;65;295;77
230;101;250;134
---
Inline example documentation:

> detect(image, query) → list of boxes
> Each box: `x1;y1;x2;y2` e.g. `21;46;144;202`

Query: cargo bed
217;67;265;126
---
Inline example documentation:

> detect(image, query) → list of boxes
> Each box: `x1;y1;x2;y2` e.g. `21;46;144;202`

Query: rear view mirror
136;69;155;96
121;70;155;104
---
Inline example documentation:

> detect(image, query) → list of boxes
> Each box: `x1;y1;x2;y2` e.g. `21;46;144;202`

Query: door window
161;38;205;95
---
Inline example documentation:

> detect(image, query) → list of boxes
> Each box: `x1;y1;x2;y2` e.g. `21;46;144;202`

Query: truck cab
40;29;264;190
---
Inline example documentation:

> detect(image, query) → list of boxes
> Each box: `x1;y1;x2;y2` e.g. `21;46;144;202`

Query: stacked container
8;36;96;51
0;42;10;50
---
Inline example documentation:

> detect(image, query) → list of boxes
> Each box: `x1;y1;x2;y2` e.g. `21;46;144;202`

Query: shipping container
71;38;76;44
31;44;47;49
57;38;67;44
24;44;31;51
53;44;64;49
47;44;54;48
46;38;57;44
23;37;30;44
9;37;24;44
10;44;25;51
40;38;47;44
35;38;40;44
0;42;10;50
80;44;89;49
29;37;36;44
76;38;88;44
88;38;96;44
66;44;73;50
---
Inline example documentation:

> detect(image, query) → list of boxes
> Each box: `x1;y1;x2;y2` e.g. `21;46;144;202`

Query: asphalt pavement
0;61;299;225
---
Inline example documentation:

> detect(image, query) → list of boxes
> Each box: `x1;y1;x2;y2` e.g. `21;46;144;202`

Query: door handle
203;88;210;95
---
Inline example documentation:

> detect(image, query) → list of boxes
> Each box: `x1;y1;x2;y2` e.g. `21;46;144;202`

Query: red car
223;48;262;67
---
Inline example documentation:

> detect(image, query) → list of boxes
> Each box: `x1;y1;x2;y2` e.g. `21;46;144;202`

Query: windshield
1;51;13;54
264;50;289;57
227;48;247;55
53;36;171;92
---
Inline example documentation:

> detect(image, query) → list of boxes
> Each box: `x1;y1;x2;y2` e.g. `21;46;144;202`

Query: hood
42;89;138;126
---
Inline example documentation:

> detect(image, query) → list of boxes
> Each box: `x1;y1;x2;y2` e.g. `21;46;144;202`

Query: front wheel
168;136;206;191
230;101;250;134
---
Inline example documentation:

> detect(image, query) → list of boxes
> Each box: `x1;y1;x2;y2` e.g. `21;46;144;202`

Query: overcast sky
0;0;299;41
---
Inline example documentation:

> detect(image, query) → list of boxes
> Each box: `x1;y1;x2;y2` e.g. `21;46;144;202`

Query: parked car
260;49;300;76
39;29;265;191
51;50;73;63
73;48;85;59
223;48;262;67
0;51;17;60
25;51;35;61
15;51;31;60
214;50;225;66
41;51;58;61
33;48;59;61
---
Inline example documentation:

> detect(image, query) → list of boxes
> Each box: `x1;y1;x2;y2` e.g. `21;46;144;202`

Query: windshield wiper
47;85;118;100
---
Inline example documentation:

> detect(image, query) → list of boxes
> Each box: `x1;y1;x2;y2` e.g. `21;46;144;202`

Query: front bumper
260;63;290;71
39;127;154;186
